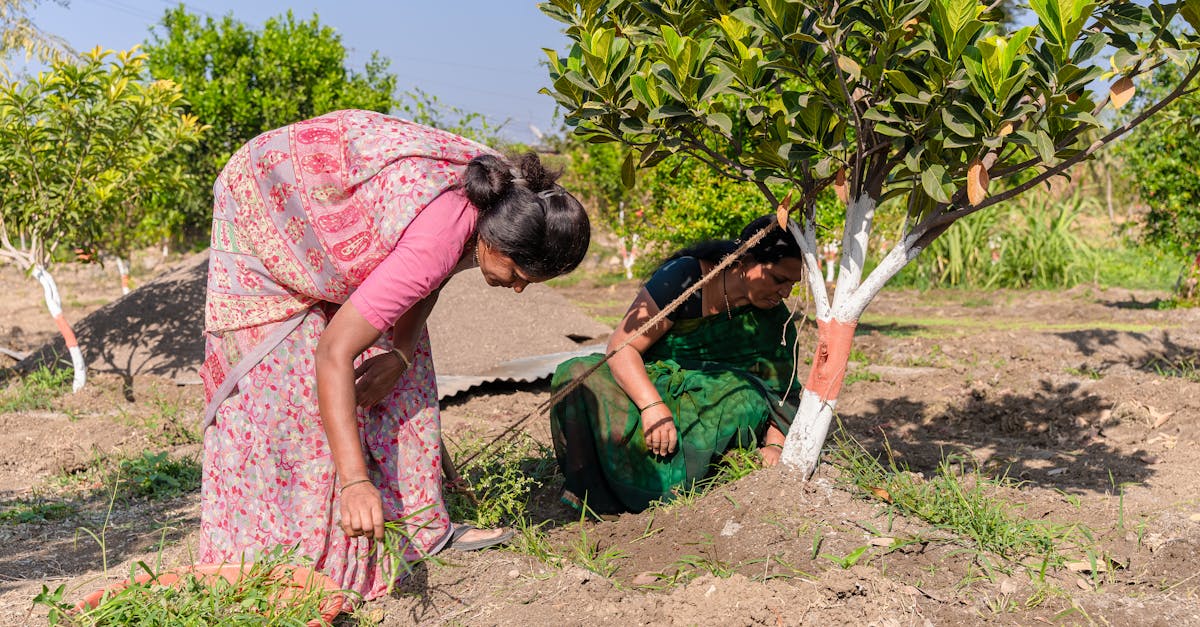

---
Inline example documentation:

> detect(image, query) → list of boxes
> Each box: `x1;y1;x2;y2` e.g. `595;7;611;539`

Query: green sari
550;304;799;513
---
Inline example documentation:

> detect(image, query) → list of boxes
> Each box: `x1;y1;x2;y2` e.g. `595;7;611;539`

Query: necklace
722;268;732;319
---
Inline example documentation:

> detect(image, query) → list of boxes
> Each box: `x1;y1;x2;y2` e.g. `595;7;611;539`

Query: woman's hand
641;403;677;457
759;443;783;467
353;350;409;408
339;480;385;540
759;425;786;467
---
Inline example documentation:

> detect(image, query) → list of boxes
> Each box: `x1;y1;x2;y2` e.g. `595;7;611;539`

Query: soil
0;257;1198;626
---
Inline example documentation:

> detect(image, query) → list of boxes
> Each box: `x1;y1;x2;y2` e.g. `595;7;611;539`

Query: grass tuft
830;427;1093;571
0;365;72;412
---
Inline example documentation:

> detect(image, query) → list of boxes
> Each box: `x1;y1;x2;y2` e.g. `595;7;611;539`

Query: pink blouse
349;189;477;331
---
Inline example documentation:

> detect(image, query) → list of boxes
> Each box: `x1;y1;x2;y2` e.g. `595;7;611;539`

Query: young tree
142;6;398;240
540;0;1200;477
1115;62;1200;303
0;47;203;389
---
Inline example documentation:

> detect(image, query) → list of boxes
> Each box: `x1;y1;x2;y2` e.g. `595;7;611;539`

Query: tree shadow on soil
840;378;1153;495
1057;328;1198;372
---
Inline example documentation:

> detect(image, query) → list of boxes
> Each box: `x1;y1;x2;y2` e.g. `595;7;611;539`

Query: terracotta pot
74;563;344;626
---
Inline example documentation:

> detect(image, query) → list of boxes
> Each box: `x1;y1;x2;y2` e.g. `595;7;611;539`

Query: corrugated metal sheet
435;343;605;400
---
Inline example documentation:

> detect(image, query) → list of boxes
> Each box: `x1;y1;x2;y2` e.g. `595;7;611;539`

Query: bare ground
0;259;1198;626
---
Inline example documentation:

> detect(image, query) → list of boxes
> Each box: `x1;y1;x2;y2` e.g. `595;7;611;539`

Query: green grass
35;547;338;626
1144;354;1200;382
117;452;201;500
830;429;1095;573
0;365;72;412
0;498;76;524
647;445;763;511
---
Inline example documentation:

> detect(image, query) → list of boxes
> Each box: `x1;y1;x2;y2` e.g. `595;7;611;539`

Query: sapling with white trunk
541;0;1200;477
0;47;203;389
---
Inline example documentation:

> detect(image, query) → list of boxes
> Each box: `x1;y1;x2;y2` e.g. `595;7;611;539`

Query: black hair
667;215;804;266
460;152;590;279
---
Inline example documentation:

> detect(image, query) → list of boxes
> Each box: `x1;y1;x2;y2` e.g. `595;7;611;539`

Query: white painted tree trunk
116;256;131;295
31;265;86;392
780;194;917;478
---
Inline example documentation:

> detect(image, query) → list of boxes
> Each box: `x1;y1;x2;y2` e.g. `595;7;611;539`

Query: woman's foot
445;523;514;551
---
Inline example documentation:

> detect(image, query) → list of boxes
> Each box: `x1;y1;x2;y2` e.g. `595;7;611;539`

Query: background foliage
142;6;398;242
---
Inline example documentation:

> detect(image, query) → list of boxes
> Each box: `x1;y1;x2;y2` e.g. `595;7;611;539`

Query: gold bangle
638;400;665;413
390;348;411;369
764;443;783;449
339;478;372;496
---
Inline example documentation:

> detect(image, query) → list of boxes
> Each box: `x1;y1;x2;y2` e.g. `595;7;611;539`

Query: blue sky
23;0;570;144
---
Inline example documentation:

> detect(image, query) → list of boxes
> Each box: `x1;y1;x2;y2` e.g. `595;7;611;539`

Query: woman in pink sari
196;109;589;603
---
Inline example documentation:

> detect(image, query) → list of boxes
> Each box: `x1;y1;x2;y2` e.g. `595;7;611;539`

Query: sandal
445;523;515;552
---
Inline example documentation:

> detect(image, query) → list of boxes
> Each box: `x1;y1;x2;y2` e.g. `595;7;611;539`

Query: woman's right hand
641;403;677;457
339;480;385;540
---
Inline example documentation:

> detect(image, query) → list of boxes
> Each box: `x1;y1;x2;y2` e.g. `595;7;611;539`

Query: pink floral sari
197;110;490;601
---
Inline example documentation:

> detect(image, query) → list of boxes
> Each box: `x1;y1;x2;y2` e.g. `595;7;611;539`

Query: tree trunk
116;256;131;295
781;192;902;478
778;317;857;477
31;265;86;391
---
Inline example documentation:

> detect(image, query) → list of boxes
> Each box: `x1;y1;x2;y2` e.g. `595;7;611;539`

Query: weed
648;445;763;511
37;547;338;626
831;427;1094;571
0;365;72;412
819;545;870;569
567;511;625;578
844;369;882;385
1064;366;1104;380
117;451;201;500
506;519;563;567
0;498;75;524
445;434;555;528
1144;354;1200;383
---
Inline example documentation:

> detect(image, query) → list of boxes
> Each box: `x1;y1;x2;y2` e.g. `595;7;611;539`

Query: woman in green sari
551;216;806;514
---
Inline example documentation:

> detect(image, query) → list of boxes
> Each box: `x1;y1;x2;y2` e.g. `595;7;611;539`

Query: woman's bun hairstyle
465;152;591;279
462;154;515;212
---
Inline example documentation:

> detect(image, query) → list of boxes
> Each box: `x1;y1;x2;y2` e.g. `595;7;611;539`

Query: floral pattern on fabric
198;110;493;603
199;309;449;603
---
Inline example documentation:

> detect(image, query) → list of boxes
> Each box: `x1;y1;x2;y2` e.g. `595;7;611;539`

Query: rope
454;221;781;469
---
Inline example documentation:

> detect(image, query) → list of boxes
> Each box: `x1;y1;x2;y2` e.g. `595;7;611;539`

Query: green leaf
921;163;952;203
620;150;636;189
884;69;921;97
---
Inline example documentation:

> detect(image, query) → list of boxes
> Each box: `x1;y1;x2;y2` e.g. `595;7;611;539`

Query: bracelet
390;348;411;369
339;478;372;495
764;443;783;449
638;400;665;413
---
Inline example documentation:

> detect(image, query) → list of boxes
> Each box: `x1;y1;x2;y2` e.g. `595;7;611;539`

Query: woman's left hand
354;350;409;407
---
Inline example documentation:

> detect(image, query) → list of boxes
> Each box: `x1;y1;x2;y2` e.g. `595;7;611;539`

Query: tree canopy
142;6;399;240
0;46;203;270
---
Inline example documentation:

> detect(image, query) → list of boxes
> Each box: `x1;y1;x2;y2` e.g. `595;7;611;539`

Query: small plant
0;365;72;412
568;519;625;578
0;498;75;524
377;504;442;595
819;545;870;570
445;435;555;528
1144;354;1200;383
117;452;201;500
648;444;764;511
